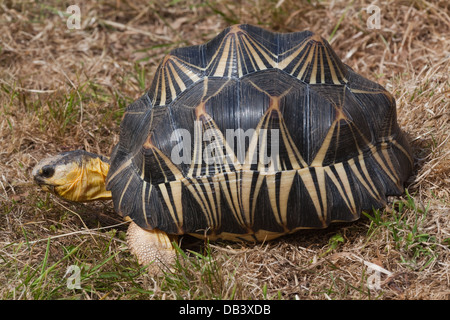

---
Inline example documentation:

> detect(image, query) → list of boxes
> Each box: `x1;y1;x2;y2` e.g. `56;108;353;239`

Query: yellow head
32;150;112;202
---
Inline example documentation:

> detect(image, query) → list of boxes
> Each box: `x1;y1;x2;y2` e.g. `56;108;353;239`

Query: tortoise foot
127;221;177;276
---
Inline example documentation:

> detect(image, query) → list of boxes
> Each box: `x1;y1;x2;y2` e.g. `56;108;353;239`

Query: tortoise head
32;150;112;202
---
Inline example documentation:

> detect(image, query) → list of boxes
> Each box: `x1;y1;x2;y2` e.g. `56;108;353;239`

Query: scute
106;24;413;241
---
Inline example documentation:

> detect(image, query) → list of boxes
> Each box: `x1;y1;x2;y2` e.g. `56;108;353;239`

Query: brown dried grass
0;0;448;300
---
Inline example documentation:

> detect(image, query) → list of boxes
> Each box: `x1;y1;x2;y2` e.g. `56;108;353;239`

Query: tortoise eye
41;166;55;178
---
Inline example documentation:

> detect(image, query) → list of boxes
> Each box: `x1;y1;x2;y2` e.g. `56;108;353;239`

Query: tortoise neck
80;155;112;201
55;152;112;202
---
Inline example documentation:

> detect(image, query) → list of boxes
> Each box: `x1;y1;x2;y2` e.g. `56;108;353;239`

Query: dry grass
0;0;449;300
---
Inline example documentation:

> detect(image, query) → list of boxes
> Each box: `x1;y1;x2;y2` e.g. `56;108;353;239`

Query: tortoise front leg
126;220;177;275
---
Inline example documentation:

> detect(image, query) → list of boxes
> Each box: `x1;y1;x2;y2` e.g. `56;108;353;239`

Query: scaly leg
127;221;177;275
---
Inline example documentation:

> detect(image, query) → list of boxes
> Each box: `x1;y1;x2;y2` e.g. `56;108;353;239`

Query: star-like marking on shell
106;24;413;241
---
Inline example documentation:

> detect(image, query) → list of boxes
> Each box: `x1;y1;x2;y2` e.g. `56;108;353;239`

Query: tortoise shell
106;24;413;241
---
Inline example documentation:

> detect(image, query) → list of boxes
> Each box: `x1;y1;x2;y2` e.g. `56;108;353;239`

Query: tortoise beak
32;168;45;186
33;175;55;194
33;174;45;185
32;164;57;195
32;167;48;186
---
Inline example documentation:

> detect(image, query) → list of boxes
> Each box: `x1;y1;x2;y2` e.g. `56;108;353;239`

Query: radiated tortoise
33;24;413;274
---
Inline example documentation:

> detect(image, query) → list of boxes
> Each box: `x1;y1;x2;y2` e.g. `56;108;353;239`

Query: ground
0;0;448;300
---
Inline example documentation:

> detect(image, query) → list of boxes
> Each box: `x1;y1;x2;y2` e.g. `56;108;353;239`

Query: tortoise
32;24;413;274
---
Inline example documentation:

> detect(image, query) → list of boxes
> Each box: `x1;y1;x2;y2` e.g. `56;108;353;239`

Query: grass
3;222;149;300
364;191;438;272
162;242;234;299
1;0;449;300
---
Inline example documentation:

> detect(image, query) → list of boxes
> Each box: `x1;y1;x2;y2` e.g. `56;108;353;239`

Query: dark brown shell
106;24;413;241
